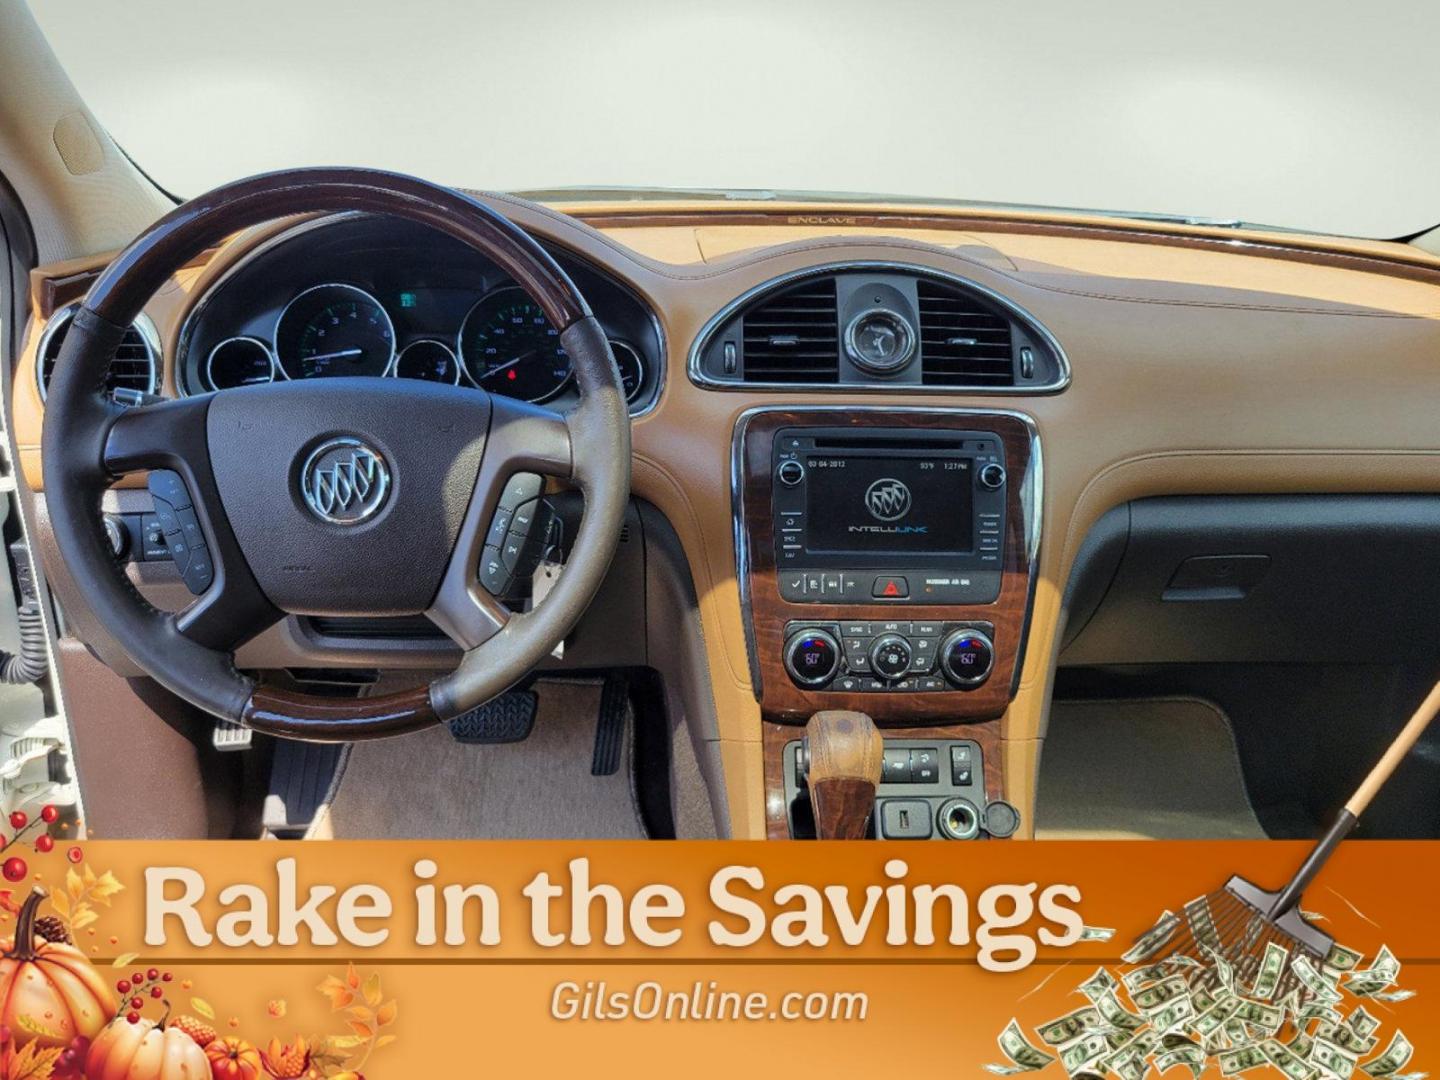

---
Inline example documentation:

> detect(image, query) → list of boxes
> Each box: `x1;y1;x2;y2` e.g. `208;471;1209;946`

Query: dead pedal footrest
447;690;537;744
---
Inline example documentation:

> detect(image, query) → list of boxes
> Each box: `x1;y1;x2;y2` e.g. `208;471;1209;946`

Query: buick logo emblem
300;437;391;524
864;478;912;521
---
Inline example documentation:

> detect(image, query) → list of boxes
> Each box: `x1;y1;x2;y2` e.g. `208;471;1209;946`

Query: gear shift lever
803;710;883;839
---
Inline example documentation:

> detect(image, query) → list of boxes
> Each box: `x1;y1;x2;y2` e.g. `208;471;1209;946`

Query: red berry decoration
147;967;159;980
129;996;143;1010
66;846;82;864
131;972;144;986
150;986;163;998
9;811;27;830
2;857;27;882
126;1011;140;1024
40;805;58;824
34;835;53;853
0;1024;11;1044
161;972;173;982
116;979;130;994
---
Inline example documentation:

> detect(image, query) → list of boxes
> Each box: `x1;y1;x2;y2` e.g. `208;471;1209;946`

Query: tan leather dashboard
14;197;1440;840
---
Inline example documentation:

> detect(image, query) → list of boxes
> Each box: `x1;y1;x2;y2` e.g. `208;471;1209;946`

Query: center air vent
916;279;1015;387
37;303;159;402
690;263;1067;393
739;278;840;384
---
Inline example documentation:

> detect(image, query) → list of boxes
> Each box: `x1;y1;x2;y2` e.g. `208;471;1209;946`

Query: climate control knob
783;628;841;688
868;634;913;680
939;628;994;687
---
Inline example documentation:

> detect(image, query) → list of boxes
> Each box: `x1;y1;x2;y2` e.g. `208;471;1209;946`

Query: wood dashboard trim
733;406;1039;725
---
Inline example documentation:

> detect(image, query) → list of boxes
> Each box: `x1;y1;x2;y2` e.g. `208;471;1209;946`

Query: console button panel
783;737;1016;841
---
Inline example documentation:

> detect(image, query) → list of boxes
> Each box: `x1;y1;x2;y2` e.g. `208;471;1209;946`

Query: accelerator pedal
447;690;537;744
590;674;629;777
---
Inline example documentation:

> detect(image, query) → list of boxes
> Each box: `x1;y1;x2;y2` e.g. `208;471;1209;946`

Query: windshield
30;0;1440;239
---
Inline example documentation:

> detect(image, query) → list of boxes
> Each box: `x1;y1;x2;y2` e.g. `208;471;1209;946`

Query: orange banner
0;840;1430;1077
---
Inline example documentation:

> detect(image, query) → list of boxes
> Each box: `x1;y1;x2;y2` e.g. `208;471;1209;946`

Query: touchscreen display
803;455;973;554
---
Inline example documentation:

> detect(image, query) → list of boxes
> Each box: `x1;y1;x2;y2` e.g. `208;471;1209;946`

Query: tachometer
458;287;571;402
274;283;395;380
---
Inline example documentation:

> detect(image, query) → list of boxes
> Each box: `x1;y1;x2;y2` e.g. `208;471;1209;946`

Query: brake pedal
448;690;537;744
590;675;628;776
263;740;343;837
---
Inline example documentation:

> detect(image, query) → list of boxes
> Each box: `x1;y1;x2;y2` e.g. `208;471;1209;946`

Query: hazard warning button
871;576;910;599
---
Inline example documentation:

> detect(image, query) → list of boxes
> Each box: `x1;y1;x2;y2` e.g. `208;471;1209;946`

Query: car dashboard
14;191;1440;842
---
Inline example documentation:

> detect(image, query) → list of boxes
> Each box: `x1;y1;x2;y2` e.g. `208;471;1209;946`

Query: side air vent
37;303;159;402
916;279;1015;387
739;278;839;384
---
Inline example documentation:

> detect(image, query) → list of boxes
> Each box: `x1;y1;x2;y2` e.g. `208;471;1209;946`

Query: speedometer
458;287;571;402
274;283;395;380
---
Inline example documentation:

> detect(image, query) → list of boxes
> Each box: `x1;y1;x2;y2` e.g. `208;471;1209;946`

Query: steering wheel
41;168;631;741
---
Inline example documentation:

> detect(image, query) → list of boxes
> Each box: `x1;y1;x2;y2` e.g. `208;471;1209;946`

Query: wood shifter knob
804;710;884;840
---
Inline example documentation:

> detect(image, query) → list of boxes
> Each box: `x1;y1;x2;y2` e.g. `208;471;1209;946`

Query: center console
732;407;1040;839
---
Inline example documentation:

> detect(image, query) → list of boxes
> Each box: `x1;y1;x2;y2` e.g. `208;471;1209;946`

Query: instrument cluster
178;216;660;411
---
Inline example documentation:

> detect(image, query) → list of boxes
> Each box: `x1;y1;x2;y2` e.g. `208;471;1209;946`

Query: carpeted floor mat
309;679;645;839
1036;696;1266;840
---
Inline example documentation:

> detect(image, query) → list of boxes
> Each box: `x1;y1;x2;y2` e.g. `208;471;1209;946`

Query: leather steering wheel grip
40;168;630;740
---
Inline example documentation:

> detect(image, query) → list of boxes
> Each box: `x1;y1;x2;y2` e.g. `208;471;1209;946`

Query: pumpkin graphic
0;888;114;1048
205;1035;265;1080
86;1011;210;1079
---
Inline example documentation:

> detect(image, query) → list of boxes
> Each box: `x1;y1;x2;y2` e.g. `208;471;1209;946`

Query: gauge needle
305;348;364;362
480;350;537;380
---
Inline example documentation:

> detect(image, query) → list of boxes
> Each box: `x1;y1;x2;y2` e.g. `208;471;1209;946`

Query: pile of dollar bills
987;911;1419;1079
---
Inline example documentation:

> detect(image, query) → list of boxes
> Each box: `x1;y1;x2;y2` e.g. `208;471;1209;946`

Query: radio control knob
783;628;840;688
868;634;913;681
776;459;806;487
979;463;1007;490
940;629;994;687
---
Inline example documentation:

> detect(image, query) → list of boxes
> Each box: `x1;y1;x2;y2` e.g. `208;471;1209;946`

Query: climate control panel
781;618;994;693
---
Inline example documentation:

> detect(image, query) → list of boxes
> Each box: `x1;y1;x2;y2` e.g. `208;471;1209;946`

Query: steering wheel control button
783;628;840;688
485;508;513;547
776;459;806;487
871;575;909;599
182;546;214;594
978;463;1007;490
940;628;995;687
868;634;913;680
479;547;510;594
498;472;544;512
176;507;205;549
147;469;192;510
